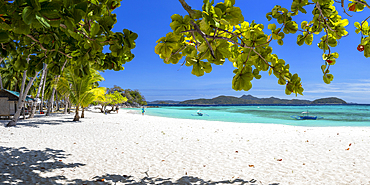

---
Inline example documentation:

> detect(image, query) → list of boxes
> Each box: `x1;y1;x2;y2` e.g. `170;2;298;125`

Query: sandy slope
1;109;370;184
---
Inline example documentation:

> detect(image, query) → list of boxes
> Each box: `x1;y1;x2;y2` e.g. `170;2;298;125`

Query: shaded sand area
1;109;370;184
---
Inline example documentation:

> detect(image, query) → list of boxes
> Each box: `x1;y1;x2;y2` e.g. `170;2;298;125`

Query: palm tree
0;59;24;92
57;67;105;121
80;87;106;118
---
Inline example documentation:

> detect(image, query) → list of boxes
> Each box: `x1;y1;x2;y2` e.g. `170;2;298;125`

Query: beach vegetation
107;85;147;106
95;90;127;114
57;68;105;121
0;0;137;126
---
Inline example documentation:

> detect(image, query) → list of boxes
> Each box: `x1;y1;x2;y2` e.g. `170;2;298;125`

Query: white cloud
304;81;370;94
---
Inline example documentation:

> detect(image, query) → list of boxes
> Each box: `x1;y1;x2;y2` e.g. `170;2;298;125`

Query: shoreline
1;110;370;184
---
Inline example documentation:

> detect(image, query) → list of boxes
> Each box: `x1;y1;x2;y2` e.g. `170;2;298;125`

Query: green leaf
225;7;243;25
354;22;361;29
268;23;276;30
335;19;349;27
64;16;75;30
199;18;210;32
167;53;182;64
321;65;326;73
0;23;11;30
323;74;333;84
36;13;50;28
75;1;89;13
192;61;204;77
332;52;339;58
225;0;235;7
12;19;31;34
171;14;182;22
198;42;208;53
301;21;308;29
91;22;100;37
277;39;283;45
304;34;313;45
0;30;9;43
30;0;41;11
200;61;212;73
364;44;370;57
40;2;61;16
22;6;35;25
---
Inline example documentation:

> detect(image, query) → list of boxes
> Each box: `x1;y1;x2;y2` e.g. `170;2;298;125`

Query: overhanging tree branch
178;0;196;18
190;21;216;59
26;34;72;59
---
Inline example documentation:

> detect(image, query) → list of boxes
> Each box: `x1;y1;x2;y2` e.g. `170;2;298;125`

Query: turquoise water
139;105;370;127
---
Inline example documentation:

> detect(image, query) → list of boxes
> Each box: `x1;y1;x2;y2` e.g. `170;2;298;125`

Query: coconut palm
57;67;105;121
0;59;24;92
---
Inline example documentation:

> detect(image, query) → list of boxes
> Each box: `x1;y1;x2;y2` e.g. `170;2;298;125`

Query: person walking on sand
142;107;145;115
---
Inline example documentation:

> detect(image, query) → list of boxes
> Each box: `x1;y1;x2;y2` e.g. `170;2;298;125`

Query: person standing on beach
142;107;145;115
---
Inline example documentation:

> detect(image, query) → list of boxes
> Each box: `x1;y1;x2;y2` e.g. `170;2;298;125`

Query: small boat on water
291;111;323;120
192;110;209;116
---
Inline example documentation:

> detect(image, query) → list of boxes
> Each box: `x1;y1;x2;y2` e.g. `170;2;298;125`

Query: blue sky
99;0;370;104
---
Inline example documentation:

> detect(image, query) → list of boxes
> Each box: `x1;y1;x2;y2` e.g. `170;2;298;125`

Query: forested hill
311;97;347;104
175;95;347;105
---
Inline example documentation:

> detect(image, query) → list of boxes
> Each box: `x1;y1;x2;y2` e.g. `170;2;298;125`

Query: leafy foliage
122;89;147;106
156;0;370;96
57;67;105;120
107;86;147;106
94;89;127;113
0;0;137;79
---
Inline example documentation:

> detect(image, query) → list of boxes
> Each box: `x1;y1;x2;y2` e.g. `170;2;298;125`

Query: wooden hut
0;89;34;117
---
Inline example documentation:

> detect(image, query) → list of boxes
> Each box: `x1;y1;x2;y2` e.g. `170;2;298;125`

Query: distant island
148;95;347;105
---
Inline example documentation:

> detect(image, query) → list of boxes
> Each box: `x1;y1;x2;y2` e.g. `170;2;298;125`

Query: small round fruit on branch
357;45;364;52
326;59;333;64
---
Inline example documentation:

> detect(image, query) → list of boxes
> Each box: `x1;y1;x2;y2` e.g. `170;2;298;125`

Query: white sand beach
1;109;370;184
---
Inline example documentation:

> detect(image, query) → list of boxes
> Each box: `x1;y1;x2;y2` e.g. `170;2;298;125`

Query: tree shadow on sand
0;146;84;184
67;174;280;185
0;114;78;128
0;146;279;185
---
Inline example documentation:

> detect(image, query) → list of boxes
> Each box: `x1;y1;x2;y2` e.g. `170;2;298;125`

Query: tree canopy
0;0;137;78
155;0;370;96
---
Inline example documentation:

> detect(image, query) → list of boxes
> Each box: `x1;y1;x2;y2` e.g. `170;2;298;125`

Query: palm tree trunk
30;64;47;118
40;68;47;112
73;104;80;121
56;91;60;111
46;60;68;116
0;57;3;89
64;96;68;114
101;104;104;113
68;99;71;114
0;74;3;89
46;86;56;116
81;106;85;118
7;71;39;127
